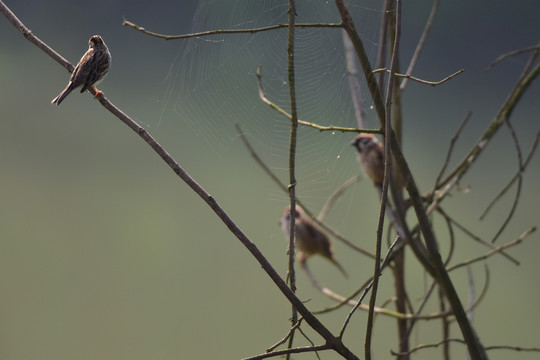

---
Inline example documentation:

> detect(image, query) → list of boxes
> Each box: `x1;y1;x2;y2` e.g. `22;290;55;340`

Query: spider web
163;0;384;217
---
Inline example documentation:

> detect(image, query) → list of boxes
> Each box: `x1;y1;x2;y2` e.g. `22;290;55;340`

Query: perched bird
51;35;111;105
351;133;385;187
280;205;348;277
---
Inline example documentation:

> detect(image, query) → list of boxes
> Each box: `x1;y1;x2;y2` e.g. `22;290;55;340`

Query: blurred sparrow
51;35;111;105
351;133;385;187
280;205;348;277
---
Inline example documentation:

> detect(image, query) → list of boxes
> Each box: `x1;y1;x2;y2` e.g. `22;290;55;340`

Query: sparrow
351;133;385;187
51;35;111;105
280;205;348;277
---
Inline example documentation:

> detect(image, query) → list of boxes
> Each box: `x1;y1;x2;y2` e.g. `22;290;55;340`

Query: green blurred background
1;0;539;359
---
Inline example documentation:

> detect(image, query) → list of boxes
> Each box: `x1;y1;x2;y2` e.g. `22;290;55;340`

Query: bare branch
446;227;536;272
434;57;540;195
285;2;299;356
400;0;440;90
243;344;331;360
486;43;540;70
373;67;464;86
437;209;520;265
434;112;472;187
480;128;540;219
339;235;401;339
256;67;380;134
488;119;523;243
335;0;386;127
235;124;287;194
393;339;540;357
266;318;304;352
484;345;540;352
342;29;366;128
122;18;343;40
318;176;361;222
391;338;467;357
365;2;402;358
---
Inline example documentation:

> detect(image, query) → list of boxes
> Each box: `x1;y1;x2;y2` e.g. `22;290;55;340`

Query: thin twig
313;266;458;321
365;2;402;358
391;338;467;357
404;266;491;344
484;345;540;352
335;0;386;125
235;124;288;194
440;208;456;265
437;209;520;265
480;128;540;219
266;318;304;352
466;266;476;324
256;67;380;134
485;43;540;70
318;175;361;222
488;119;523;243
467;265;490;315
285;2;299;357
439;285;450;360
342;29;366;128
393;339;540;357
434;58;540;196
339;235;401;339
403;280;437;341
400;0;439;90
373;67;464;86
434;112;472;187
242;344;331;360
122;18;343;40
446;227;536;272
297;327;322;360
374;0;392;90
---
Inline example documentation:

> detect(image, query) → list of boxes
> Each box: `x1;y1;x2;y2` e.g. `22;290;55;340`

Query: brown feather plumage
52;35;111;105
280;205;348;277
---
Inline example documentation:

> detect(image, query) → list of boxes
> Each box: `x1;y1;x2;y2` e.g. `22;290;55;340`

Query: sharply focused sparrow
51;35;111;105
351;133;385;187
280;205;348;277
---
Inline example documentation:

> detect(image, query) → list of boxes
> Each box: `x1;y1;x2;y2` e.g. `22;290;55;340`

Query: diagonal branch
400;0;439;90
434;58;540;196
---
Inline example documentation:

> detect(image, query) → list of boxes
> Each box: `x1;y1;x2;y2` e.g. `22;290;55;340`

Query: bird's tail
51;84;74;105
331;258;349;278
